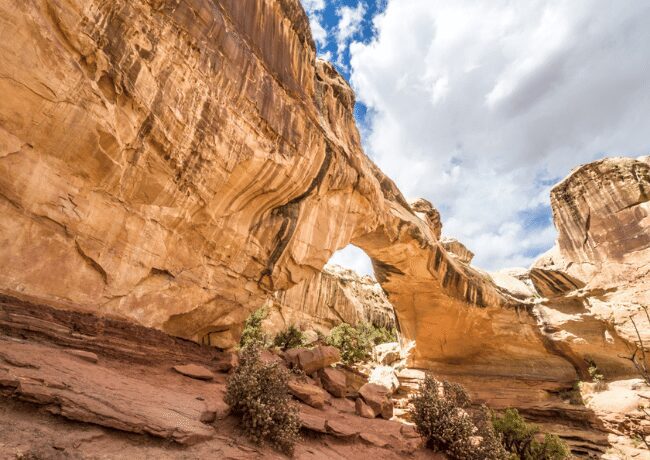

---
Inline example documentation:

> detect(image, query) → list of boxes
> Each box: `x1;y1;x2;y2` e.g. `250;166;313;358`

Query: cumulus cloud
301;0;328;48
335;2;366;68
349;0;650;270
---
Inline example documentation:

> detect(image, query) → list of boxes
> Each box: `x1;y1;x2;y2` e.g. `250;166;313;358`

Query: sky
301;0;650;276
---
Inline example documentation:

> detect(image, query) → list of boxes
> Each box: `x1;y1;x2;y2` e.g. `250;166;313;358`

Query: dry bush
225;346;300;455
410;374;507;460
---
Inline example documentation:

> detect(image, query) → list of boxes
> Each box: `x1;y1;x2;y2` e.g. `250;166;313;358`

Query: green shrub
326;322;397;365
410;374;507;460
557;382;583;405
239;307;268;349
225;345;300;455
587;361;608;391
273;325;305;351
326;323;373;364
492;408;570;460
359;322;398;345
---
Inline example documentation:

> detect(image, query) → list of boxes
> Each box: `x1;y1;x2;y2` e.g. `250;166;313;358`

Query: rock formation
0;0;649;455
263;264;396;337
530;157;650;379
0;0;545;381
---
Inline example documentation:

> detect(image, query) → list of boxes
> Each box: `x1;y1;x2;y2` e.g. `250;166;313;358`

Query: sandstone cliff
264;264;396;338
1;0;649;456
530;156;650;379
0;0;545;382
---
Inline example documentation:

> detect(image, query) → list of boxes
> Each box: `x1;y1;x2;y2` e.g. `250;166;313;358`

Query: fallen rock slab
284;346;340;375
299;406;327;433
359;383;394;420
173;364;215;381
288;379;330;409
319;367;347;398
0;339;214;445
355;398;375;419
326;419;359;439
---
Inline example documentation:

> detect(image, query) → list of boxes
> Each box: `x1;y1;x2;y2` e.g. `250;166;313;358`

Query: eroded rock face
1;0;647;429
531;157;650;379
265;264;396;336
0;0;547;381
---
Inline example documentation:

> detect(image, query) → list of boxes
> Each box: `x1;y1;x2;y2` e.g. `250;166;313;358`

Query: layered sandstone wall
0;0;647;410
530;157;650;379
262;264;396;337
0;0;540;377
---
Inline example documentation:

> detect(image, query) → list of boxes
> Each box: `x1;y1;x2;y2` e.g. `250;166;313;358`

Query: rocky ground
0;293;431;460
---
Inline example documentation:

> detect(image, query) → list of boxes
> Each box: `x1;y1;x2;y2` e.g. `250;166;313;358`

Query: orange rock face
0;0;537;374
531;157;650;379
0;2;647;432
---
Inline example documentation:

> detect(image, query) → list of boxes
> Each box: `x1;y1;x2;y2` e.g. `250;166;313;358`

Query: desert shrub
239;307;268;349
360;322;398;345
557;382;584;405
273;325;305;351
492;408;570;460
225;345;300;455
326;322;373;364
410;374;507;460
326;322;398;364
587;360;608;391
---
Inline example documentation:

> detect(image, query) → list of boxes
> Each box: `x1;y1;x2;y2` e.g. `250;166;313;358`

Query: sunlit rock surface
0;2;647;441
531;157;650;379
264;264;395;336
0;0;540;376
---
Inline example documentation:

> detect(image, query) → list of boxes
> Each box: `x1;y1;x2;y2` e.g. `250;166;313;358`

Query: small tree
587;360;608;392
225;346;300;455
619;306;650;449
273;325;305;351
239;307;268;349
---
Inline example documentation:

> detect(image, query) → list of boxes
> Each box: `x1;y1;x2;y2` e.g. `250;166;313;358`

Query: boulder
287;379;330;409
359;383;394;420
284;346;340;375
355;397;376;418
319;367;347;398
172;364;215;381
336;365;368;397
369;365;400;394
372;342;401;365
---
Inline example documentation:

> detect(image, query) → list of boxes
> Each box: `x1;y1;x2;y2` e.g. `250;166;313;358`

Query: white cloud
348;0;650;271
328;245;374;277
335;2;366;67
301;0;328;48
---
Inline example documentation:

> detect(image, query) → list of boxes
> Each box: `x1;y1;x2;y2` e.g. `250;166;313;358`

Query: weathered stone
360;432;390;448
359;383;393;420
369;366;400;395
172;364;215;381
265;265;396;336
325;419;359;439
319;367;348;398
372;342;400;366
0;339;214;445
288;379;330;409
284;346;340;375
441;238;474;264
355;397;376;419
